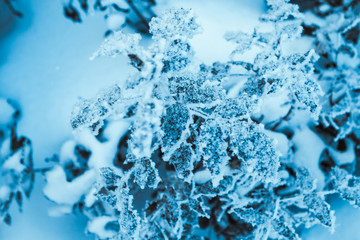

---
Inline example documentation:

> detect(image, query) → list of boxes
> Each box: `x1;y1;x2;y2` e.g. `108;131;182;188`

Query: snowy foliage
39;2;356;239
298;0;360;140
0;99;33;225
331;167;360;208
4;0;360;239
225;0;322;119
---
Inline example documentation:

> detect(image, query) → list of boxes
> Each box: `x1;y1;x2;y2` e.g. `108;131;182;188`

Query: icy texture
331;167;360;208
300;0;360;140
225;0;323;119
42;3;354;240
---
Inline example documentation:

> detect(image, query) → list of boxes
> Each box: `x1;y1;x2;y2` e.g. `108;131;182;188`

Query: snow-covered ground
1;0;359;239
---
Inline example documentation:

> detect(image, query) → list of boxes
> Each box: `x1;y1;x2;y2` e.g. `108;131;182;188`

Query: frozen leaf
149;8;200;40
331;167;360;208
133;158;161;189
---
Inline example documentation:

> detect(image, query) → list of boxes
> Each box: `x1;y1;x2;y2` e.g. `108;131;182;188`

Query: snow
2;0;359;239
258;89;291;123
74;119;130;169
329;139;355;165
84;187;98;208
43;166;96;205
0;1;130;169
87;216;118;239
302;196;360;240
43;119;130;217
0;138;11;160
59;140;77;164
106;14;126;31
193;169;211;184
0;178;91;240
264;129;290;157
48;205;72;217
292;126;327;190
0;0;127;238
156;0;266;64
2;150;26;172
0;186;11;201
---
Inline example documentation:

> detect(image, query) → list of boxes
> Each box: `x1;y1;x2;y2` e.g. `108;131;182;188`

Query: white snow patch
87;216;118;239
74;119;130;169
258;89;291;123
106;14;126;31
2;150;26;172
194;169;211;184
264;130;290;158
59;140;77;165
44;166;96;205
84;187;98;208
48;205;73;217
329;139;355;166
292;127;326;189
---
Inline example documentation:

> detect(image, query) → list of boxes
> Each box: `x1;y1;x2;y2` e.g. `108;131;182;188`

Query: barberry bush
1;0;359;239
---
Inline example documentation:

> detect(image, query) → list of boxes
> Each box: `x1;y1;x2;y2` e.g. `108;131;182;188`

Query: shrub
42;2;356;239
0;98;33;225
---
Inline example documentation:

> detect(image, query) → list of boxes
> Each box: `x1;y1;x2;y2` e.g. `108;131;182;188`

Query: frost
133;158;161;189
331;167;360;208
261;0;302;23
301;0;360;139
303;192;335;231
90;32;142;60
197;119;230;186
149;8;201;40
161;103;189;149
43;4;345;240
87;216;118;239
226;0;323;119
71;84;122;132
228;121;280;183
